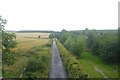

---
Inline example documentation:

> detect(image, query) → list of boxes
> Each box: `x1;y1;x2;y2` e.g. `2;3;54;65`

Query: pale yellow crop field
12;32;51;51
16;33;50;39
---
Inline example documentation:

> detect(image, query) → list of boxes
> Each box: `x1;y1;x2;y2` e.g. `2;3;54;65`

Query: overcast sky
0;0;119;31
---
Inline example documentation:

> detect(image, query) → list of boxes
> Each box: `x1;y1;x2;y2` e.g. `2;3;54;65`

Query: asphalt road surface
49;40;67;78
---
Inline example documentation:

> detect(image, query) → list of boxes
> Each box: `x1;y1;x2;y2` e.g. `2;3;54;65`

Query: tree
0;16;16;66
86;30;96;49
118;27;120;64
64;36;74;52
75;36;87;57
57;28;118;64
88;30;118;63
0;16;7;48
61;29;67;33
60;32;68;44
63;32;87;57
38;35;40;38
49;32;55;39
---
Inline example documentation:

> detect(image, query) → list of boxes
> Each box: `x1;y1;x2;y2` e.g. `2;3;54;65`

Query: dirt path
94;66;108;78
88;61;110;79
19;67;26;77
49;40;67;78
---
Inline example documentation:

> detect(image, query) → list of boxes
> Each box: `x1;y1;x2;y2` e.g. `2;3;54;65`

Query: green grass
79;52;118;78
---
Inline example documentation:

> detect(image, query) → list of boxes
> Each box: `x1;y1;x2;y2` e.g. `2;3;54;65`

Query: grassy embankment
3;33;52;78
57;40;118;78
79;52;118;78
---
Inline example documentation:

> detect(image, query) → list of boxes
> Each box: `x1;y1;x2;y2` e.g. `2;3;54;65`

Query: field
12;33;50;51
2;31;119;78
3;32;52;78
16;33;50;39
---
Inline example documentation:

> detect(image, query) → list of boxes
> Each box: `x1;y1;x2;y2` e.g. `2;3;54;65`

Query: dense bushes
24;56;48;78
59;32;87;57
24;55;50;78
57;41;87;79
25;57;46;72
85;30;118;64
2;51;15;66
2;32;16;65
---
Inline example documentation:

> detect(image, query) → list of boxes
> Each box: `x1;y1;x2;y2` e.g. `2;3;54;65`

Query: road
49;40;67;78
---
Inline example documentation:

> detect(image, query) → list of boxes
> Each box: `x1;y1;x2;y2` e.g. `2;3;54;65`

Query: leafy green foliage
2;51;15;66
57;41;87;79
2;32;16;51
55;29;118;64
60;32;87;57
86;30;118;64
25;57;46;72
24;55;50;78
0;16;16;66
49;32;55;39
75;36;87;57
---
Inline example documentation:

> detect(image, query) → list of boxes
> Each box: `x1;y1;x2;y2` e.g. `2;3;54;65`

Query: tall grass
3;33;52;78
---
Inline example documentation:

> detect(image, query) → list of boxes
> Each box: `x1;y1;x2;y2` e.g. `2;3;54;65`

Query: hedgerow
56;40;88;79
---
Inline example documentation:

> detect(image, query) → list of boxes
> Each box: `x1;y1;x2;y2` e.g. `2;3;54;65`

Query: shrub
25;57;46;72
2;51;16;66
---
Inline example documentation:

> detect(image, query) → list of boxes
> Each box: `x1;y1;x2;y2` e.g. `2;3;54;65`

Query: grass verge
79;52;118;78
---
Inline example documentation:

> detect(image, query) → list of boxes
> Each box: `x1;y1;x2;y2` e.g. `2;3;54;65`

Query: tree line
50;29;119;64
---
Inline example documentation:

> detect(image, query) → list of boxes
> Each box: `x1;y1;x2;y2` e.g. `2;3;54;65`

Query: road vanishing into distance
49;40;67;78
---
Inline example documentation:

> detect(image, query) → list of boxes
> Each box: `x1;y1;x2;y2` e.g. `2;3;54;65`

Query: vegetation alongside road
57;40;87;79
54;29;119;78
56;29;118;64
56;39;118;78
3;33;52;78
23;43;52;78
